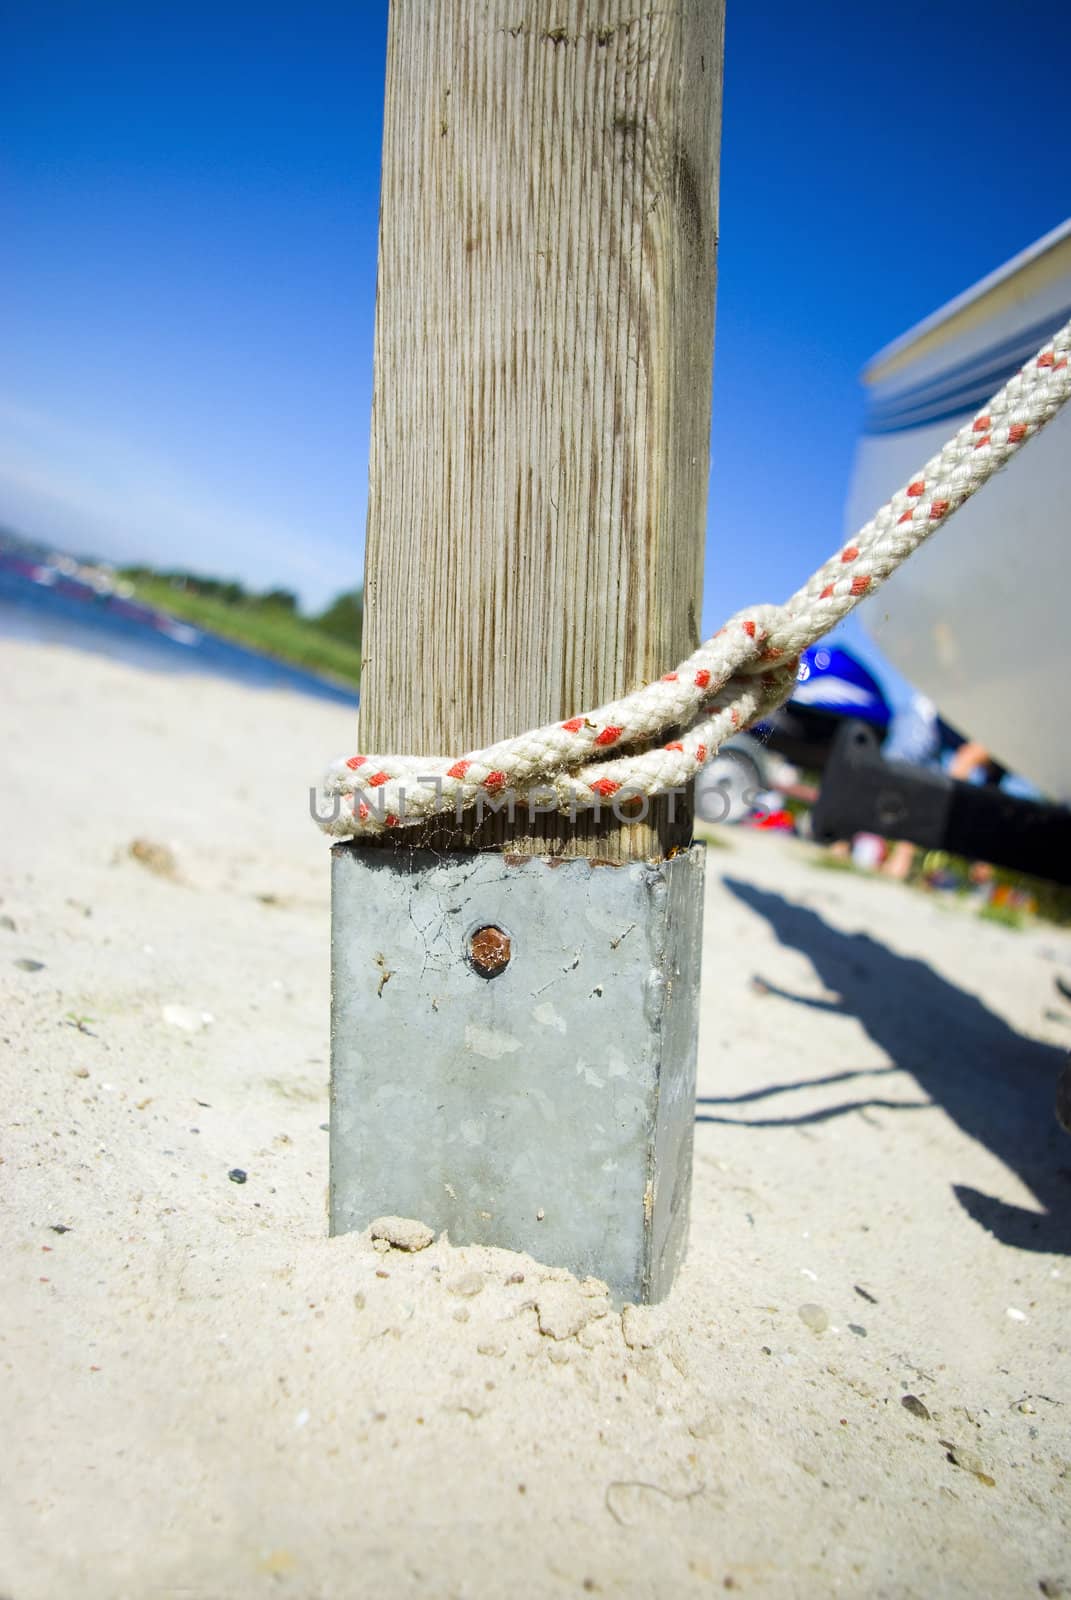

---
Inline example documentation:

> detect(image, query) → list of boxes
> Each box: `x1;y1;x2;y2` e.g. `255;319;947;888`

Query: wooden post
359;0;722;859
331;0;724;1301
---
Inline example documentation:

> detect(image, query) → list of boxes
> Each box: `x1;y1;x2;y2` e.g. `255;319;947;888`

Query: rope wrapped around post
318;317;1071;837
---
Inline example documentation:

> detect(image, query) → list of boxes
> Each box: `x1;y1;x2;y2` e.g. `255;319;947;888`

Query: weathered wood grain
359;0;723;860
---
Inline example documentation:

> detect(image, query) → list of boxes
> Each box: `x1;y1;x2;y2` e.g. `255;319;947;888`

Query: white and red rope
317;317;1071;837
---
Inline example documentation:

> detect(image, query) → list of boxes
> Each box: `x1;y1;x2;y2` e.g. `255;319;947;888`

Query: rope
317;317;1071;837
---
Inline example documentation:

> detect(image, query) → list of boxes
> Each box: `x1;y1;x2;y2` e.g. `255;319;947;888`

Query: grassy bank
124;574;362;687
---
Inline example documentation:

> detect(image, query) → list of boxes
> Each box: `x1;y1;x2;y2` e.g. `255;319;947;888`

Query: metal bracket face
330;844;705;1302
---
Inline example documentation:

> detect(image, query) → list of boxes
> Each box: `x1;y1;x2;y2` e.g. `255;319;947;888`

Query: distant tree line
315;587;363;643
120;565;362;644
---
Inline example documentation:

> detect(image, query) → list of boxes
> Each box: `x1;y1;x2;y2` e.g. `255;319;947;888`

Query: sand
2;635;1069;1598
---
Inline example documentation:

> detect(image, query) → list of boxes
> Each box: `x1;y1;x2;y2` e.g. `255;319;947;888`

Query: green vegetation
978;901;1026;932
121;568;363;687
807;839;1071;927
915;850;1071;927
315;587;364;645
810;852;862;874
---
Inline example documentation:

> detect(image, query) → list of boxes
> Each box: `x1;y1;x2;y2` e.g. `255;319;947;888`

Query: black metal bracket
811;721;1071;886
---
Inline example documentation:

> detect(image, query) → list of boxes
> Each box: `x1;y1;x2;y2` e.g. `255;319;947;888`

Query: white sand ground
1;635;1069;1599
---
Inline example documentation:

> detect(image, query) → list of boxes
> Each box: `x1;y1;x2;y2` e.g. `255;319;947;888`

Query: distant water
0;554;357;709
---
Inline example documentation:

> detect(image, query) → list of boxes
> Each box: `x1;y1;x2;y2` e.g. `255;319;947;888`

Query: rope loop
317;316;1071;839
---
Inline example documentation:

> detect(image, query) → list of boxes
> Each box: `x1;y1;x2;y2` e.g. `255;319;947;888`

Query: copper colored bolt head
469;925;511;978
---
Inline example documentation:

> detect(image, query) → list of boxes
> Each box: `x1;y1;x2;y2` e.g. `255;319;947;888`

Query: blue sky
2;1;1069;697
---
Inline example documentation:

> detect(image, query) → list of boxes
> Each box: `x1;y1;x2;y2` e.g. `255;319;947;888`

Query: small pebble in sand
129;838;178;878
447;1271;485;1298
14;958;44;972
0;914;16;932
369;1216;434;1253
1006;1306;1028;1322
371;1238;391;1254
798;1303;829;1334
73;1066;90;1079
453;1307;470;1322
536;1283;590;1341
1039;1579;1069;1598
49;1224;72;1235
901;1394;931;1421
848;1323;868;1338
228;1168;247;1184
162;1004;210;1033
505;1271;525;1285
854;1284;879;1304
946;1443;994;1484
621;1303;669;1350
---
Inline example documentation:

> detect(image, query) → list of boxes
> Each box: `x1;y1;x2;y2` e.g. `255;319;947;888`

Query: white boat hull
848;220;1071;801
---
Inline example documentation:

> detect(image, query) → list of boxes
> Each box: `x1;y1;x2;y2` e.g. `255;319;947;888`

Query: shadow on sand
696;877;1071;1255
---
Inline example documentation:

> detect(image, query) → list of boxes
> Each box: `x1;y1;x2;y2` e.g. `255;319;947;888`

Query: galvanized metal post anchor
330;843;705;1303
